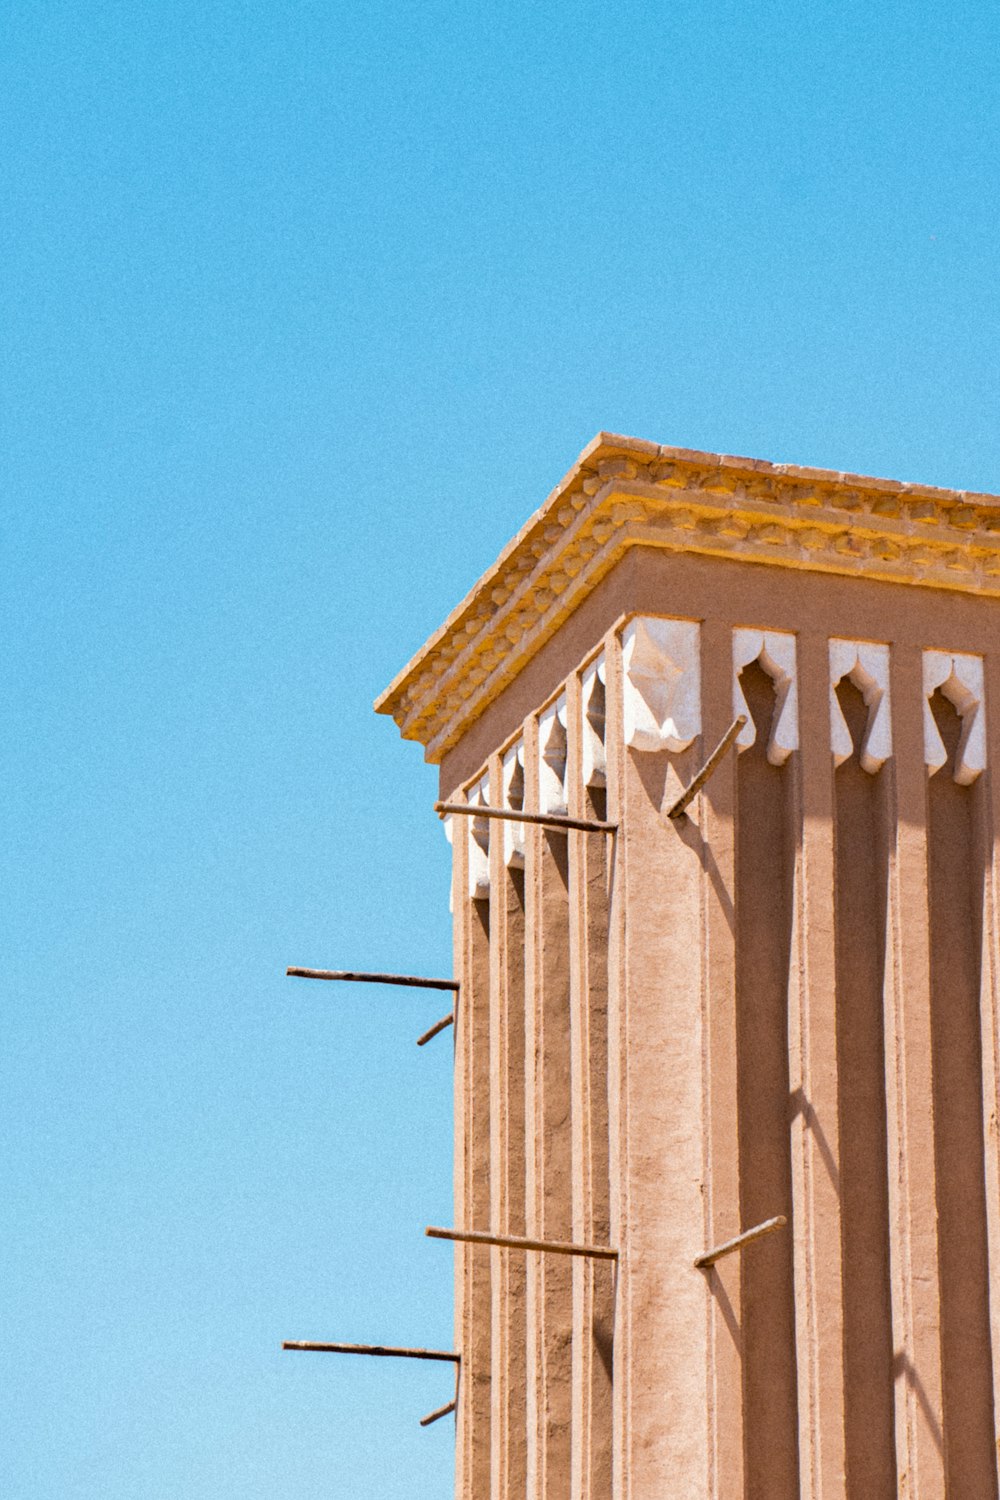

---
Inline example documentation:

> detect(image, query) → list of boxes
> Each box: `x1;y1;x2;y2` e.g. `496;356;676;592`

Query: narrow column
699;619;744;1500
603;632;627;1500
883;645;945;1495
616;663;710;1498
489;747;529;1500
524;715;574;1500
567;669;613;1500
450;805;469;1500
788;633;847;1497
456;788;492;1500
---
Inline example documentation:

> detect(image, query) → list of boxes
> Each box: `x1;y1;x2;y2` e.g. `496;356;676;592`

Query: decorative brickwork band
829;639;892;773
621;616;701;752
733;628;799;764
922;649;986;785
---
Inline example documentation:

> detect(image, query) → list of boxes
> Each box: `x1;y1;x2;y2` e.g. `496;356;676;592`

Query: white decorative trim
539;696;569;814
923;650;986;785
581;654;607;789
467;774;491;899
733;628;799;765
621;617;701;752
502;742;526;869
829;639;892;774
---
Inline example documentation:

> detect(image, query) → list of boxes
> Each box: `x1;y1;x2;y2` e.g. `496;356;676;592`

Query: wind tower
376;433;1000;1500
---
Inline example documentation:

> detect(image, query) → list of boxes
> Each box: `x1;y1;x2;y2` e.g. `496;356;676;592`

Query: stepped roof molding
375;431;1000;761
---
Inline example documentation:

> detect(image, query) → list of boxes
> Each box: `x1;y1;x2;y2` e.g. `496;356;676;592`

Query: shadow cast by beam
703;1267;742;1352
788;1086;841;1198
892;1349;945;1457
672;811;736;936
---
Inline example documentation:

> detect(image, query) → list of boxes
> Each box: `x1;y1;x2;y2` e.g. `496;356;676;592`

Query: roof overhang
375;432;1000;763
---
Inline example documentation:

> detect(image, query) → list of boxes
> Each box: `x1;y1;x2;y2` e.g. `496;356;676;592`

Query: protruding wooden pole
287;967;459;992
436;801;616;834
426;1225;618;1261
417;1012;455;1046
666;715;747;820
282;1341;460;1362
420;1397;458;1427
693;1215;786;1269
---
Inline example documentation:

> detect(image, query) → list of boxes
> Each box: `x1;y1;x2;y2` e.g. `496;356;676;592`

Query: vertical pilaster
456;784;492;1500
616;659;710;1499
789;633;846;1497
451;805;470;1500
883;645;945;1497
980;652;1000;1497
524;713;573;1500
523;712;541;1500
490;751;529;1500
603;630;627;1500
567;670;613;1500
698;619;744;1500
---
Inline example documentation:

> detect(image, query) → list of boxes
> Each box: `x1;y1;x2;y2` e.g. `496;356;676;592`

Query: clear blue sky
2;2;999;1495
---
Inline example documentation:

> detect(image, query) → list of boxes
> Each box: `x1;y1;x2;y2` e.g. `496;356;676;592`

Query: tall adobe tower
376;433;1000;1500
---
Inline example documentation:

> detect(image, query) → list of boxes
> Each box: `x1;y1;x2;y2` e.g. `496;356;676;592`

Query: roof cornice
375;432;1000;762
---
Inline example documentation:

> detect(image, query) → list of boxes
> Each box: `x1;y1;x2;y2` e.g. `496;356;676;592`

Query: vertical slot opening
927;690;996;1498
833;678;896;1499
734;660;800;1500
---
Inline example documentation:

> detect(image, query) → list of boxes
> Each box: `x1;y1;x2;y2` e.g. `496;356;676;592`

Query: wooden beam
417;1013;455;1047
667;715;747;820
694;1214;786;1269
420;1398;458;1427
435;801;616;835
287;967;459;992
282;1340;460;1362
426;1225;618;1261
